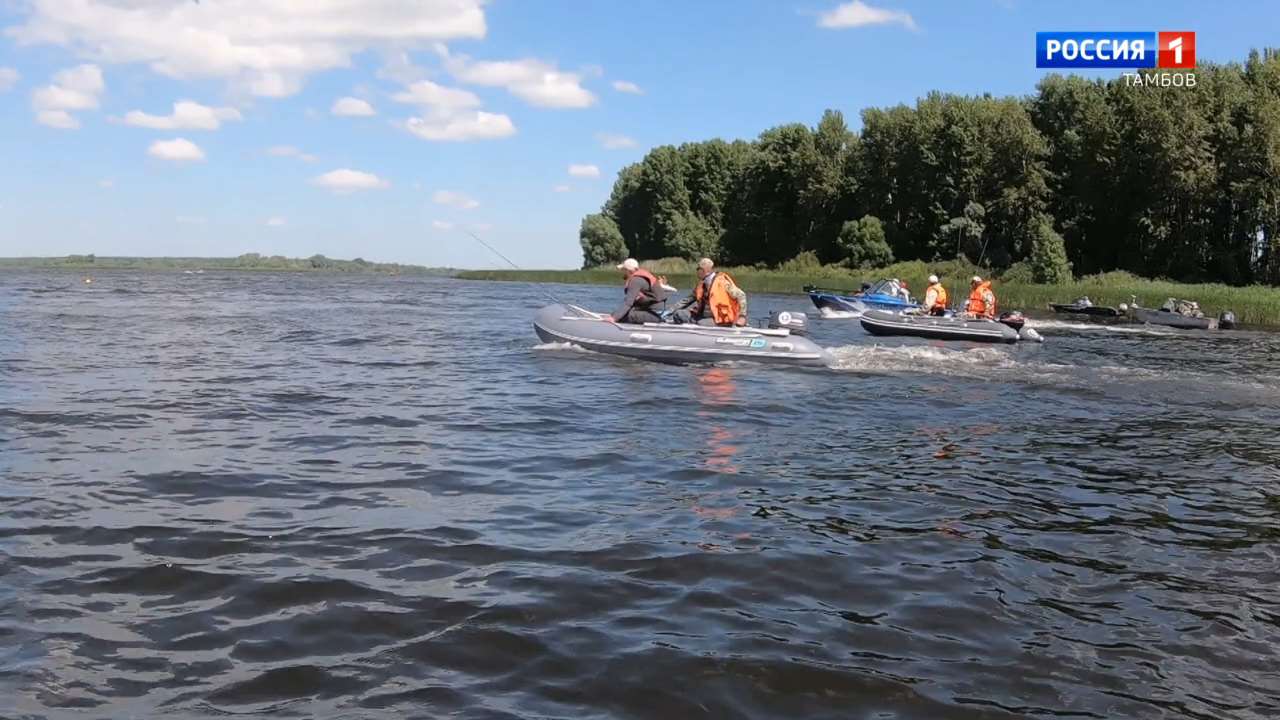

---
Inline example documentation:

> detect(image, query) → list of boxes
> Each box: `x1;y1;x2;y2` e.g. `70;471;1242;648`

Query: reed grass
457;263;1280;326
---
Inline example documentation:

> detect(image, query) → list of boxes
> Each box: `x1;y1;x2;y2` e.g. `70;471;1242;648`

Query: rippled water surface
3;270;1280;719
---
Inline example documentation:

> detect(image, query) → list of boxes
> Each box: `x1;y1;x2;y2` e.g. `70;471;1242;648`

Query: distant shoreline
0;255;453;275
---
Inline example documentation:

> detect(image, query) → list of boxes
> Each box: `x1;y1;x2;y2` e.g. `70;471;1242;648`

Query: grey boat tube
860;309;1021;343
533;304;831;367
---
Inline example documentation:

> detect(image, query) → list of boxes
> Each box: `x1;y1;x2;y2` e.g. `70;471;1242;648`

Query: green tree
837;215;894;269
1027;216;1073;283
579;213;628;268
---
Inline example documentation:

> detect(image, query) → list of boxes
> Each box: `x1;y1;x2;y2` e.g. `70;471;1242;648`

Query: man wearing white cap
608;258;668;324
923;274;949;316
964;275;997;320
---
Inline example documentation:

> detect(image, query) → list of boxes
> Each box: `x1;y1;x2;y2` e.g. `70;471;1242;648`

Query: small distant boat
1129;298;1236;330
805;279;919;313
1049;297;1124;318
860;309;1040;344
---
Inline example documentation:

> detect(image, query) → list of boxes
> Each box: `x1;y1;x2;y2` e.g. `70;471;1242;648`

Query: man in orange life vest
671;258;748;326
608;258;668;324
922;274;948;316
964;275;997;320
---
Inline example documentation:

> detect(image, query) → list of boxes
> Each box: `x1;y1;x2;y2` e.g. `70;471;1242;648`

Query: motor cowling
1218;311;1237;330
769;310;810;335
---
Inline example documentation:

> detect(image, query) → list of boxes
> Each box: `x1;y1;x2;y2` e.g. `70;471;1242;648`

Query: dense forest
0;254;448;274
581;50;1280;285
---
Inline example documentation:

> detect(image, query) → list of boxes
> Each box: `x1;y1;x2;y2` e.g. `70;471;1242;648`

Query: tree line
581;49;1280;285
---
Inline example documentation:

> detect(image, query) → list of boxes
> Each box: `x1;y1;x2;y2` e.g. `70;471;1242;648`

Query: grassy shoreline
457;268;1280;327
0;256;450;274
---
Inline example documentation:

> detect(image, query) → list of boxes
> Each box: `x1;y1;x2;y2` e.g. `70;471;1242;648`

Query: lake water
3;270;1279;719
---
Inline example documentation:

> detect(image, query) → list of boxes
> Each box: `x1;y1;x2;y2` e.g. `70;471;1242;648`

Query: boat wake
819;307;864;320
826;343;1017;375
532;341;593;354
1032;319;1177;336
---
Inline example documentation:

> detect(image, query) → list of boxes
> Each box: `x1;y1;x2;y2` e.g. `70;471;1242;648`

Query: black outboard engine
997;311;1026;331
768;310;810;335
1218;310;1237;330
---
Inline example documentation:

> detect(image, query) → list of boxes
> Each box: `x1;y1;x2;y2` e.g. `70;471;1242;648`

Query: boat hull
1130;307;1218;330
1050;303;1124;318
533;305;830;366
807;290;915;313
859;310;1020;344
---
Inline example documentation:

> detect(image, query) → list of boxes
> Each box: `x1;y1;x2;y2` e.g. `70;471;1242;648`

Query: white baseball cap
972;275;983;283
616;258;640;272
928;274;939;284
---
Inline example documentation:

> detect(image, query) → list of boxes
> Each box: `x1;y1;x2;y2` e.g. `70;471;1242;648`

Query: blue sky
0;0;1275;269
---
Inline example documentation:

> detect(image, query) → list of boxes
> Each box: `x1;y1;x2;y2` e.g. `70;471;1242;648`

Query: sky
0;0;1276;269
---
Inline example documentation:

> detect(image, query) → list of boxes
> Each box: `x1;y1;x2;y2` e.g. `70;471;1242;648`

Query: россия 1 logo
1036;31;1196;87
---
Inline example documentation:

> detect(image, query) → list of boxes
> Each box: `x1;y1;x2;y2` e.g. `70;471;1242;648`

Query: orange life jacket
694;272;742;325
967;281;996;318
626;268;663;306
928;282;948;311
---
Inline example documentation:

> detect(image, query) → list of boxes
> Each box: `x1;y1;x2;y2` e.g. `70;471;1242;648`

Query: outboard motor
768;310;810;335
1218;310;1237;330
997;311;1026;332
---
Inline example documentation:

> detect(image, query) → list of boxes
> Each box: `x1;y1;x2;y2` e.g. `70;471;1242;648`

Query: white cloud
0;67;18;92
470;222;493;232
392;79;512;142
331;96;376;117
393;80;481;113
403;111;515;142
377;51;428;85
312;168;390;193
568;164;601;178
37;110;79;129
266;216;286;227
148;137;205;162
444;52;595;108
122;101;242;130
32;64;103;128
818;1;917;30
267;145;318;162
432;190;479;210
176;215;206;225
432;219;454;230
597;132;636;149
553;185;571;193
612;80;642;95
9;1;488;98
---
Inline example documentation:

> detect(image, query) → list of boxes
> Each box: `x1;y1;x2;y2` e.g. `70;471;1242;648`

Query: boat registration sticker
749;339;767;349
716;338;752;347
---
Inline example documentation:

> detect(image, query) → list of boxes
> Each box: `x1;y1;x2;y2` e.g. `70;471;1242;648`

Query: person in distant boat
608;258;668;324
923;274;948;316
896;279;911;303
671;258;748;326
964;276;997;320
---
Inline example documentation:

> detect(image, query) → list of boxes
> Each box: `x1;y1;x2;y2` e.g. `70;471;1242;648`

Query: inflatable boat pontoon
533;304;830;366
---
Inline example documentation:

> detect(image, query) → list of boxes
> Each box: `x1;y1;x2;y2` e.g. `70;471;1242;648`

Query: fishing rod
460;228;571;308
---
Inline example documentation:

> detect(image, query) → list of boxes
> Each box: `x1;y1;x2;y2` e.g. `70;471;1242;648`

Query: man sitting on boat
1161;298;1204;317
608;258;669;324
923;274;948;316
964;276;997;320
671;258;748;326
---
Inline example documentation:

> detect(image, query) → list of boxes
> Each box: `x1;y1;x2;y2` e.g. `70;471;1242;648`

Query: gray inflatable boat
533;304;830;366
860;309;1028;343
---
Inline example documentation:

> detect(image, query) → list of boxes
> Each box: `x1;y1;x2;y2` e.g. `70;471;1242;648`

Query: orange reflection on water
695;368;741;474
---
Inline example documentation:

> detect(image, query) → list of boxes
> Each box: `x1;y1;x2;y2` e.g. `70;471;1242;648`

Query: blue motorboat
805;279;921;313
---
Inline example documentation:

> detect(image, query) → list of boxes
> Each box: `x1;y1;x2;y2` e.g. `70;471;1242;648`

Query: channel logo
1037;31;1195;69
